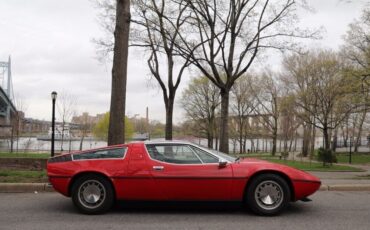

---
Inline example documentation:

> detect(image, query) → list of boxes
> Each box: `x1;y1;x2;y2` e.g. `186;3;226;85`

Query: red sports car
47;141;321;215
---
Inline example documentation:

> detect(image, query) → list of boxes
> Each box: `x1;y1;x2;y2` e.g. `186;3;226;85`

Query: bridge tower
0;56;16;125
0;56;14;100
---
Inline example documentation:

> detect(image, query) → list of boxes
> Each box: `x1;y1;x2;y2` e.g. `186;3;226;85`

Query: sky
0;0;367;124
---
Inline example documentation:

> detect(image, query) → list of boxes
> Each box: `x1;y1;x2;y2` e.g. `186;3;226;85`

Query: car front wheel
71;174;114;214
246;173;291;216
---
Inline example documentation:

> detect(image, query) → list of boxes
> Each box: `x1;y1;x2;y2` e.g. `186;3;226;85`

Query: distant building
21;117;50;134
71;112;105;125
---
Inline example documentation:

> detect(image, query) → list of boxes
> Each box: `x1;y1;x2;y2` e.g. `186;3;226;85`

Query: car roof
141;140;193;145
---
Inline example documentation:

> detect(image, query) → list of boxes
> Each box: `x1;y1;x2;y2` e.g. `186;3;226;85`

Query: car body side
47;142;320;202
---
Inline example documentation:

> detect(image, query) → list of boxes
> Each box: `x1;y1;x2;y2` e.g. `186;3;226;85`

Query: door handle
153;166;164;171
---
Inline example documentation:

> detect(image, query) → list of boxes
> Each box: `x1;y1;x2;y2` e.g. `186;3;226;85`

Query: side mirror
219;160;228;168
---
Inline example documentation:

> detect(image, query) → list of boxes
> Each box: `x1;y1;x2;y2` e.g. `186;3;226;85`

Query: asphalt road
0;192;369;230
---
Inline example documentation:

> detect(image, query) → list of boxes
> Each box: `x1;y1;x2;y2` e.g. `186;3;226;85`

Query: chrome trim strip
111;176;248;180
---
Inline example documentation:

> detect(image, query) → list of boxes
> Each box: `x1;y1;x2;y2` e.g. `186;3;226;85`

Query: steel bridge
0;56;17;127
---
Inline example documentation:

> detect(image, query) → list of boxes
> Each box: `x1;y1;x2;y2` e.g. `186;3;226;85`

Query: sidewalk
310;164;370;191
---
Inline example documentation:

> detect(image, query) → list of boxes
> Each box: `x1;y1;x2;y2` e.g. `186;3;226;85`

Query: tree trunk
207;116;214;148
165;97;174;140
243;139;247;153
283;138;288;153
310;124;316;156
207;127;213;148
108;0;130;146
323;127;330;150
239;122;243;154
60;123;65;152
302;124;310;157
354;110;367;152
219;89;230;153
272;136;277;156
293;130;298;152
79;135;85;151
331;128;338;152
207;133;213;148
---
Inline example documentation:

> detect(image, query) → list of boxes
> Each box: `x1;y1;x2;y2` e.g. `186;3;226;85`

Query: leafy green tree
93;112;134;142
341;7;370;152
148;120;165;138
282;50;358;152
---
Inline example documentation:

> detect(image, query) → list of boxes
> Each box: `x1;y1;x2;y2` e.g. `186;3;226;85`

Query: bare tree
57;92;76;151
92;0;116;61
230;75;256;154
281;53;318;156
249;71;281;156
279;94;301;154
131;0;192;140
174;0;318;153
180;76;220;148
12;94;28;153
342;7;370;152
95;0;191;140
72;113;94;151
283;50;358;150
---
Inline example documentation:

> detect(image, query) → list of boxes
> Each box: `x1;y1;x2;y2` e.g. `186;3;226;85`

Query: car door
146;143;233;201
117;143;165;200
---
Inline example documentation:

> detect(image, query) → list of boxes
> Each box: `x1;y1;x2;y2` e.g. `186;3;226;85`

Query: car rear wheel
71;174;114;214
245;173;290;216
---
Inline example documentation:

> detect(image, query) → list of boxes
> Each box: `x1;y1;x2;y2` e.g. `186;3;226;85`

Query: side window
146;144;202;164
190;146;219;163
73;147;127;160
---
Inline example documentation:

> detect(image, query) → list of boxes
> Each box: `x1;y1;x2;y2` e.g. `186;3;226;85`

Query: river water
0;137;107;153
0;136;368;154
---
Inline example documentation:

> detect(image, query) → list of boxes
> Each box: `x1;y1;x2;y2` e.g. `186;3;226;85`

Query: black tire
245;173;291;216
71;174;114;214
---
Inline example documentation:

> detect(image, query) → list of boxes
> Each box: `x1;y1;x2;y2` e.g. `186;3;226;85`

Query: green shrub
317;148;337;166
280;152;289;160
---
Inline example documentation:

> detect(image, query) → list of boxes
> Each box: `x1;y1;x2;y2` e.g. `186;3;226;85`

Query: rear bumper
48;176;71;197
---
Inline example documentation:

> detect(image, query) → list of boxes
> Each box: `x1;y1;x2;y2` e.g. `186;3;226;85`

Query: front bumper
292;179;321;201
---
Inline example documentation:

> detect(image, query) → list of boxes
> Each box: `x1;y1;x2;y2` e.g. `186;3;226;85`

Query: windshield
192;144;237;162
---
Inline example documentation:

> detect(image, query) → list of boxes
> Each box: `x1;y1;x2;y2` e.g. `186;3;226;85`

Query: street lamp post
51;91;57;157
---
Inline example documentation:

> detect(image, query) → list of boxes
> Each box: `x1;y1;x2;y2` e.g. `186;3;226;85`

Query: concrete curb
1;183;370;193
325;184;370;191
0;183;54;193
319;184;370;191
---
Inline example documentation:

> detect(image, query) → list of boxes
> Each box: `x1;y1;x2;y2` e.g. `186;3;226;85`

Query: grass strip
0;170;48;183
